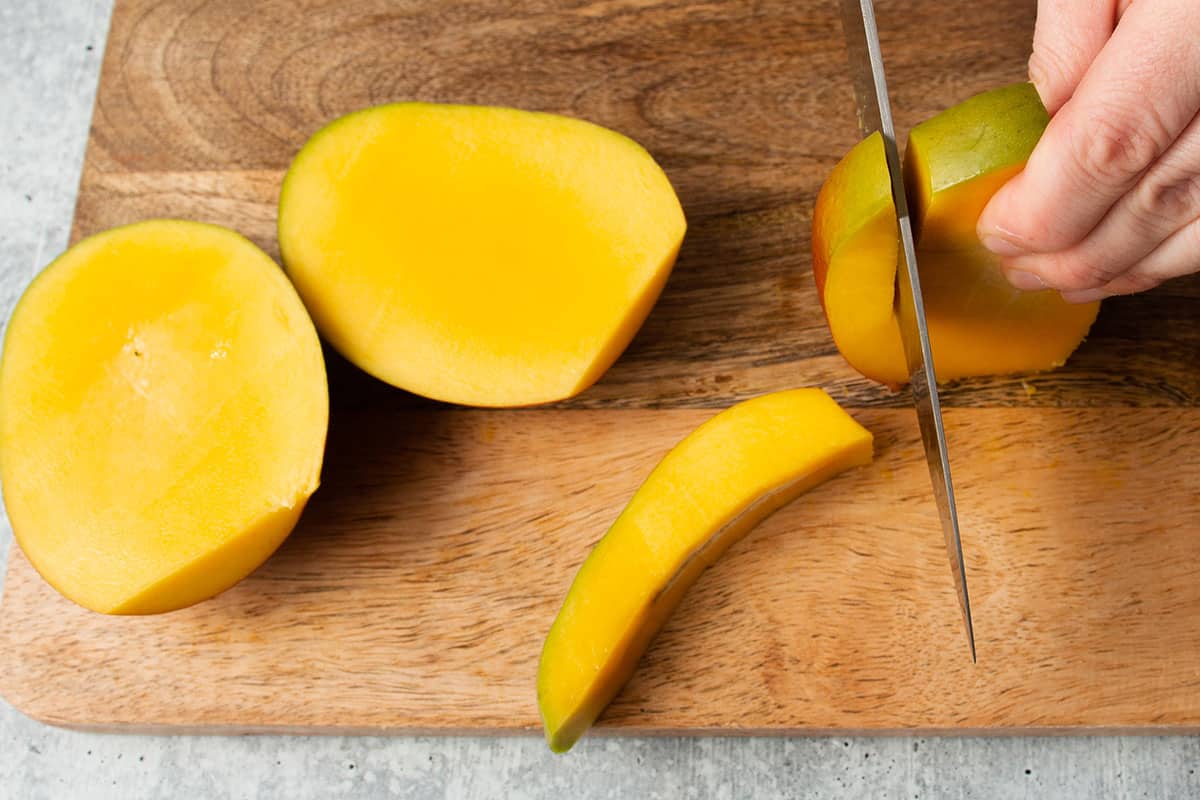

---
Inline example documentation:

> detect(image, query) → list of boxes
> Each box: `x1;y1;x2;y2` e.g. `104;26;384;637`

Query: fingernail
1005;269;1046;291
1027;62;1045;92
981;234;1029;258
1027;61;1051;108
1060;288;1109;304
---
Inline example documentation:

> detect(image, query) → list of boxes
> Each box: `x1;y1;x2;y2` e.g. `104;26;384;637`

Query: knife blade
838;0;976;662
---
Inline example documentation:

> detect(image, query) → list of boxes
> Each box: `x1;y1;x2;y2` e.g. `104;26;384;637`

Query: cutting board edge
6;699;1200;739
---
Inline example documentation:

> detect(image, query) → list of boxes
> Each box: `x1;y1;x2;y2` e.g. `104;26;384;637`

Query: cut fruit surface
812;82;1100;386
0;220;328;614
537;389;874;753
278;103;686;407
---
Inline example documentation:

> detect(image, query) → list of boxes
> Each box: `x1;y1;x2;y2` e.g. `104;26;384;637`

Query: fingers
1000;110;1200;291
978;0;1200;275
1028;0;1119;113
1059;216;1200;303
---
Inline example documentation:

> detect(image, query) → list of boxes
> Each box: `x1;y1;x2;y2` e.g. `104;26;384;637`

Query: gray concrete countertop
1;2;1196;797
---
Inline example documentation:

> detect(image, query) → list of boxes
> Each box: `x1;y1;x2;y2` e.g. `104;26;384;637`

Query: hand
976;0;1200;303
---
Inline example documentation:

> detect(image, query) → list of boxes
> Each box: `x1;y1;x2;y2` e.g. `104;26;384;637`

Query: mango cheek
278;103;687;408
0;220;329;615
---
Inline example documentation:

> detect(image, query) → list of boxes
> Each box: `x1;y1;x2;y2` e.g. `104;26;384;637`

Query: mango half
812;82;1100;387
0;220;328;614
537;389;873;752
278;103;686;407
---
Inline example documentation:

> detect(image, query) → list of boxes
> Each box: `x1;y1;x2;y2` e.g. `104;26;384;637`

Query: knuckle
1067;111;1164;187
1135;171;1200;230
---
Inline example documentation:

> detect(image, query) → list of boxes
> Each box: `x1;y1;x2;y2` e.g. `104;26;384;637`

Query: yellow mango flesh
0;220;328;614
278;103;686;407
813;83;1100;387
537;389;874;753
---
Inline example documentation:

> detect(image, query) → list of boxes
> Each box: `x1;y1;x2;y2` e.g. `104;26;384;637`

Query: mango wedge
537;389;873;752
0;220;328;614
813;82;1099;386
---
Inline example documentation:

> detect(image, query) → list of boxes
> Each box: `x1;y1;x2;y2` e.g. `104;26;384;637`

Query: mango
812;82;1099;387
0;220;328;614
278;103;686;407
537;389;874;752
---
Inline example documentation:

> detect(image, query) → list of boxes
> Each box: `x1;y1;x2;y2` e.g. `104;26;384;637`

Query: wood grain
1;0;1199;735
69;0;1200;410
3;408;1200;733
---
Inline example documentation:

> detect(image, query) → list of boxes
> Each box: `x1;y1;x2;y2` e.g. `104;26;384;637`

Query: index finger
978;0;1200;277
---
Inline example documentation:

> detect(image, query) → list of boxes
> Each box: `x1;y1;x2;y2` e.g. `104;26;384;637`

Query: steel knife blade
838;0;976;662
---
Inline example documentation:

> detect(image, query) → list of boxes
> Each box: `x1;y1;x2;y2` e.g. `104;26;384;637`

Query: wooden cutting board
2;0;1199;735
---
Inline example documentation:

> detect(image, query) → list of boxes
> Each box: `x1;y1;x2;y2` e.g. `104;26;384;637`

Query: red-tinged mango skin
0;220;329;614
537;389;874;753
813;83;1100;387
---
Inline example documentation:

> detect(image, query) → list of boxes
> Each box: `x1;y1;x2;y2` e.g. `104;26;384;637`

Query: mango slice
812;82;1100;386
278;103;686;407
537;389;873;752
0;220;328;614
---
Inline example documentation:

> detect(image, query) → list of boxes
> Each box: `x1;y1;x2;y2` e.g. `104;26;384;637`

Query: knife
838;0;976;662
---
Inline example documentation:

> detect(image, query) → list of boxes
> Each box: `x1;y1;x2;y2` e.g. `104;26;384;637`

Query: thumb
1027;0;1118;113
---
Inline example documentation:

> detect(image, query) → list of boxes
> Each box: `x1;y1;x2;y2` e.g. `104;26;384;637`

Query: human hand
976;0;1200;303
